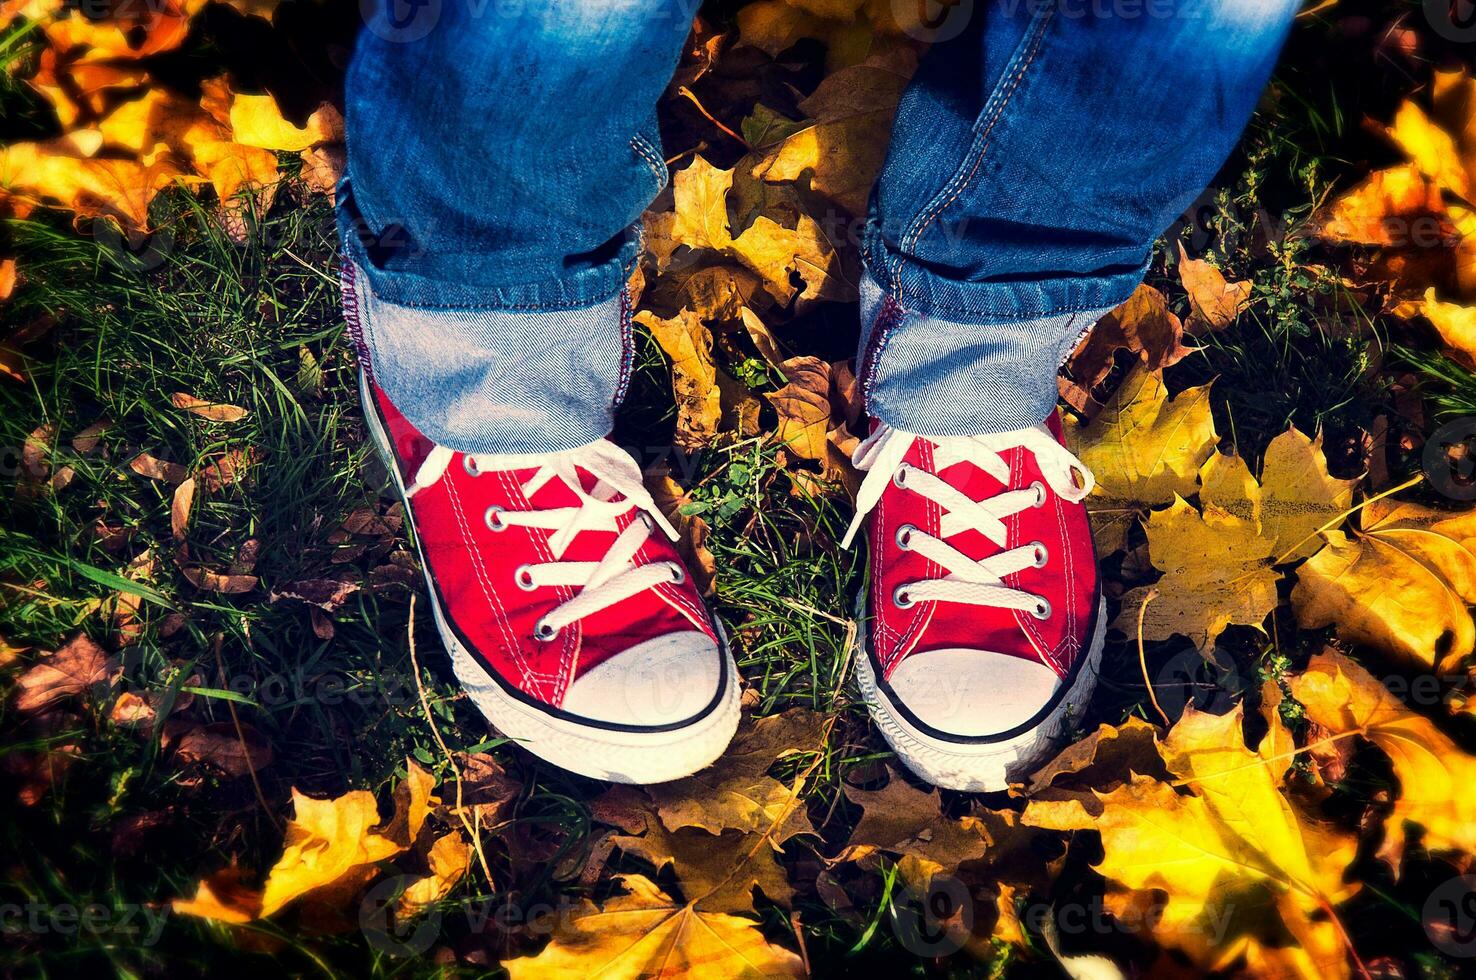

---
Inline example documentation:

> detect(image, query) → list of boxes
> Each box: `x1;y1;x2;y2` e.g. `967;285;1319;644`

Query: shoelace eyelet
893;585;915;609
895;524;916;549
514;565;536;591
533;620;558;641
464;456;482;477
1030;480;1047;508
1030;597;1051;620
892;465;910;489
1031;541;1048;568
667;562;686;585
484;505;507;532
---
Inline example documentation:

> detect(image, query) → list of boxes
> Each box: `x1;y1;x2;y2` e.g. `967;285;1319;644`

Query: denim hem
855;270;1112;438
336;195;640;313
862;223;1142;324
342;260;628;456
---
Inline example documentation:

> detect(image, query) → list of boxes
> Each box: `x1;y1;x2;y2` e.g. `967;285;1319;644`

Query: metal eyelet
463;456;481;477
892;585;915;609
1030;480;1047;508
667;562;687;585
1031;541;1048;568
484;505;507;531
639;513;655;531
892;465;909;489
533;620;557;641
1030;598;1052;621
895;524;916;549
514;565;536;591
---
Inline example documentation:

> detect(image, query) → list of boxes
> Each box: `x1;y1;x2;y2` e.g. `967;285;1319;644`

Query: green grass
3;6;1474;977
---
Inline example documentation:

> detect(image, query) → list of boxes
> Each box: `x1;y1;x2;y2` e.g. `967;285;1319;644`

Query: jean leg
340;0;691;453
860;0;1299;436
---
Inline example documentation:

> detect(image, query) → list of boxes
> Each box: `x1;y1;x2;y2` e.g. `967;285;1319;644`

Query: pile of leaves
7;0;1476;977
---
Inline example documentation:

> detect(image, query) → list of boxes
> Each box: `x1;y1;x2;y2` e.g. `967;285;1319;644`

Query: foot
842;413;1104;792
360;371;740;783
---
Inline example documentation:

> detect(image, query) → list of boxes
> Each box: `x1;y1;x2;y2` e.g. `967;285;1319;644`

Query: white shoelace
405;440;684;641
840;422;1094;619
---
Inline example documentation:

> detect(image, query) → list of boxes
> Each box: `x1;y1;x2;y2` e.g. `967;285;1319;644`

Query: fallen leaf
502;874;804;979
1063;285;1192;402
129;452;188;483
171;477;195;541
14;633;116;713
647;708;824;842
171;391;248;422
398;832;471;914
612;820;794;913
1177;242;1252;333
1291;498;1476;671
1065;367;1218;553
1290;651;1476;869
1116;496;1279;650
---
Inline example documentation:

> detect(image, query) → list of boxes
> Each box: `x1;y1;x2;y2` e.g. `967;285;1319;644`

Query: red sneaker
361;372;740;783
841;414;1104;792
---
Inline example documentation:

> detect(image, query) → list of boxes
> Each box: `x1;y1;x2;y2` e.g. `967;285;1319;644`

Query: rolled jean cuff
856;271;1111;437
861;220;1142;323
341;259;632;456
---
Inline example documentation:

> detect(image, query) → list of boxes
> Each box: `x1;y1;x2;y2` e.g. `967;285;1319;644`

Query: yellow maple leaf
1024;707;1357;979
1291;498;1476;671
503;874;804;979
397;832;472;914
669;156;849;305
1311;164;1452;247
749;44;915;217
1199;426;1359;562
1290;650;1476;869
1064;366;1217;553
228;95;342;152
1117;496;1279;650
633;308;723;450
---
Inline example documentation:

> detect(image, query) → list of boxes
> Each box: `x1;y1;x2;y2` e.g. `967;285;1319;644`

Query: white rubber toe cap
560;630;724;727
886;648;1063;738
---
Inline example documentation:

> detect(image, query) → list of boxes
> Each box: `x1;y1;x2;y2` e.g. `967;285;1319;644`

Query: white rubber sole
360;371;742;784
854;591;1106;793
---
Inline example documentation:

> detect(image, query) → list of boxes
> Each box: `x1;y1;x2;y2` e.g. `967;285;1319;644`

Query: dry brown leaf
1062;284;1192;403
1177;241;1252;333
13;633;116;713
171;391;248;422
171;477;196;542
129;452;188;483
647;708;824;842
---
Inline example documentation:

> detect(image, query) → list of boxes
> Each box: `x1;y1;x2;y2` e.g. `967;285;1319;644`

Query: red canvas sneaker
841;414;1104;792
360;371;740;783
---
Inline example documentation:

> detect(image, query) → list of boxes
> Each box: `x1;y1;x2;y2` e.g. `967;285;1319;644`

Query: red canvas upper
368;381;717;708
853;412;1099;683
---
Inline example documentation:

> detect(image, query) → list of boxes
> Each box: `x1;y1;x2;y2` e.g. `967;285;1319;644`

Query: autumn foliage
7;1;1476;978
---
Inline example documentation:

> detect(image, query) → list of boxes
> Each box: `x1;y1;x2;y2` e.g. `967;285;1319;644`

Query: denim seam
865;246;1135;320
339;257;374;382
859;295;902;408
613;286;634;410
898;5;1056;264
630;133;668;188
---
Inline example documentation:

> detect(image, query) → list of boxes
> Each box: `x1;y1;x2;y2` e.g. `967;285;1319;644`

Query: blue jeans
340;0;1297;453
